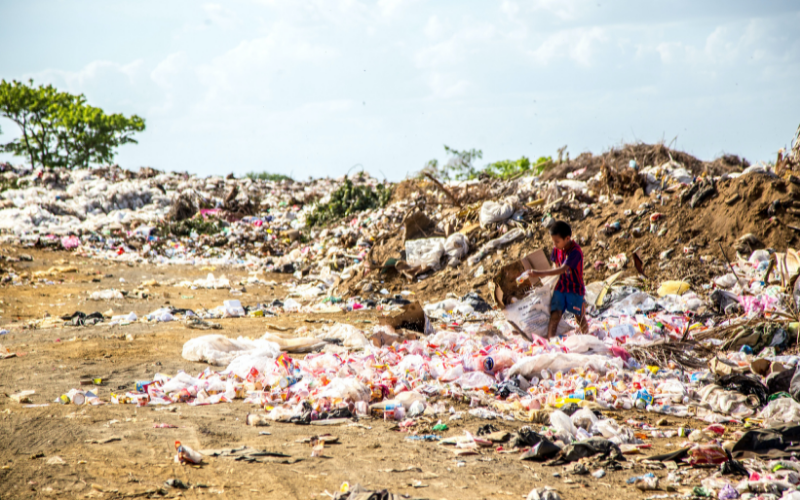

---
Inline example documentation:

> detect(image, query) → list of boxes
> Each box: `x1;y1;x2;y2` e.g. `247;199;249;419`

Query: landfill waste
5;140;800;497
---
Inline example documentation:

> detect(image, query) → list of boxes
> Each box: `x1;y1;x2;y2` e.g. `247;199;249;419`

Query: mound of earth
540;142;749;182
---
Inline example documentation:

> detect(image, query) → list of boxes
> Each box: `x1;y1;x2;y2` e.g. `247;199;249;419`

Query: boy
526;220;588;338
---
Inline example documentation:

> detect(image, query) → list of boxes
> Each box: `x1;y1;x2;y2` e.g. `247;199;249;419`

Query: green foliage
158;216;225;238
421;145;483;181
0;176;18;193
0;79;145;169
443;145;483;180
245;171;293;182
306;178;392;227
483;155;553;179
422;144;553;181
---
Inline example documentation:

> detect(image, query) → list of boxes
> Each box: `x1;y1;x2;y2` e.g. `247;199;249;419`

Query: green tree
484;155;552;179
442;145;483;180
0;79;145;169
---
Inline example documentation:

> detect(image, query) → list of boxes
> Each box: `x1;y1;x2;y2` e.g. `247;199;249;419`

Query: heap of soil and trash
4;137;800;498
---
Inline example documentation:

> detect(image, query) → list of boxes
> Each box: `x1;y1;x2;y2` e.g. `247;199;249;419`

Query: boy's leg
578;304;589;334
565;293;589;334
547;310;562;339
548;290;566;340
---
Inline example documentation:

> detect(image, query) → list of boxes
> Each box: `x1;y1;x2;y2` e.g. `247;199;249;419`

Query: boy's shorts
551;290;585;317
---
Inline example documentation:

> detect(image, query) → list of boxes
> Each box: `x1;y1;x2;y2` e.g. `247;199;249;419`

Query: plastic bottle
174;440;203;464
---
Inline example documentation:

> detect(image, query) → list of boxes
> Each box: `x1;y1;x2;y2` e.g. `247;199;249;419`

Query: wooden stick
424;173;463;208
718;242;746;294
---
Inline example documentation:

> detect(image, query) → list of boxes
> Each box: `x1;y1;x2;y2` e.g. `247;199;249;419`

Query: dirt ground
1;248;734;499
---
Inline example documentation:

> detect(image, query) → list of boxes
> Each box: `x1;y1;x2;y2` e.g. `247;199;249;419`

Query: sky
1;0;799;180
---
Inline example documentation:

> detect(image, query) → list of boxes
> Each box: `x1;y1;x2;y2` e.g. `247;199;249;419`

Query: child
526;220;588;338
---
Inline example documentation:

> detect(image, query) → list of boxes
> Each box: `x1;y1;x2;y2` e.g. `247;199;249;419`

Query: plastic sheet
509;353;623;378
181;334;280;366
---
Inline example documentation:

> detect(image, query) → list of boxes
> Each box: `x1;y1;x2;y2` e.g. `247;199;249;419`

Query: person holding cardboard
526;220;589;338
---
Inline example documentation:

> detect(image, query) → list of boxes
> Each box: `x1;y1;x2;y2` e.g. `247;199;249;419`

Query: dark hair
549;220;572;238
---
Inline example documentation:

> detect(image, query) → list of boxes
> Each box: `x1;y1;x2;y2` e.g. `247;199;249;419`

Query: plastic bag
657;281;690;297
562;335;610;355
90;289;124;300
444;233;469;265
405;237;445;270
482;228;524;252
182;334;280;366
479;200;513;227
758;398;800;425
281;298;301;312
394;391;426;409
549;410;577;440
456;371;496;390
698;384;757;419
593;418;634;444
317;377;370;402
509;353;623;379
222;300;245;317
318;323;369;350
570;408;599;430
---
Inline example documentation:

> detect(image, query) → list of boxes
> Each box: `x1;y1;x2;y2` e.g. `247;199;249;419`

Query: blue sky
1;0;798;179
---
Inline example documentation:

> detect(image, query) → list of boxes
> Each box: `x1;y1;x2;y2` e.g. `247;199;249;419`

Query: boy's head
549;220;573;250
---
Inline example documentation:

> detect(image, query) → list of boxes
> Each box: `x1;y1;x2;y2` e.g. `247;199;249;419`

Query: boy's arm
529;264;568;277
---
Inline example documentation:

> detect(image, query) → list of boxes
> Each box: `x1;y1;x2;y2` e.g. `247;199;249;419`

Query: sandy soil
1;248;728;500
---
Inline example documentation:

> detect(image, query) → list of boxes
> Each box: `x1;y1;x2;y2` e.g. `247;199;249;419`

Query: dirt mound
540;143;747;182
343;172;800;304
576;172;800;286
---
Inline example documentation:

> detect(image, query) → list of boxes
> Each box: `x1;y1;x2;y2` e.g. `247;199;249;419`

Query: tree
421;145;483;180
0;79;145;169
484;156;552;179
442;145;483;180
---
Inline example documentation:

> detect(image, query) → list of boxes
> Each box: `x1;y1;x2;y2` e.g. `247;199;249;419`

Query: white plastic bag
482;228;524;252
758;398;800;425
182;334;280;366
456;371;496;390
509;353;623;379
444;233;469;265
405;237;445;270
549;410;577;440
318;377;370;402
570;408;599;430
222;300;244;317
318;323;369;350
562;335;610;355
90;289;123;300
479;200;513;227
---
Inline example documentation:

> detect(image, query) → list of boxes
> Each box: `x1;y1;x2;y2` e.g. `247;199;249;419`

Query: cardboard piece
489;249;551;307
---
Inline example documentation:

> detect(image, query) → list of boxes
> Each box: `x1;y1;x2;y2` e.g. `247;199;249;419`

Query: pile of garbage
6;141;800;495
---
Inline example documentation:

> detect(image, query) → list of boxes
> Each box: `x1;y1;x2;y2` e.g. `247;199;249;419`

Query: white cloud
528;0;587;21
203;3;240;29
195;26;338;108
424;15;446;40
500;0;520;18
528;27;607;66
425;72;471;99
